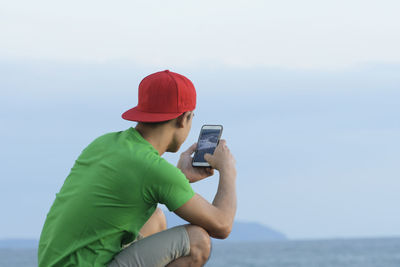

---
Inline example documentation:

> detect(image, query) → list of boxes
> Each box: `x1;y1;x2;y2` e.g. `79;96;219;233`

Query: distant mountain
0;214;286;249
165;212;287;241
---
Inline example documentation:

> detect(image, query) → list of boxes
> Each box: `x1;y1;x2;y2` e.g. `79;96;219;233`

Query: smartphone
192;125;223;167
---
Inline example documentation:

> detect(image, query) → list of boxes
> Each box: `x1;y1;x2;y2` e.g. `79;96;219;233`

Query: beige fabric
108;225;190;267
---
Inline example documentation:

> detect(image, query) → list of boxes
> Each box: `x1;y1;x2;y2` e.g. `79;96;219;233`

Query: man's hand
177;143;214;183
204;140;236;175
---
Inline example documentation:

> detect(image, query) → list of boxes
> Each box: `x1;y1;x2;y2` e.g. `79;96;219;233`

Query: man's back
38;127;194;266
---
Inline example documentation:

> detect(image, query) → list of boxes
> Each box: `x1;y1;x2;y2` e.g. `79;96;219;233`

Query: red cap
122;70;197;122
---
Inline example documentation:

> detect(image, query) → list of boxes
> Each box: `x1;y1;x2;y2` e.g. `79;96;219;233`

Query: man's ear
176;112;191;128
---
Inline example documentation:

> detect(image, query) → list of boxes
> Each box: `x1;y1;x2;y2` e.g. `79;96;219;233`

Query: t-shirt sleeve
144;157;195;211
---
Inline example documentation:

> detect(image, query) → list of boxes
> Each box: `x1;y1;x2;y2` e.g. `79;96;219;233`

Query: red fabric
122;70;197;122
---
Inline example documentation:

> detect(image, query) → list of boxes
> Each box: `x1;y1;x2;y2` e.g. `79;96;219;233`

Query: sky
1;0;399;240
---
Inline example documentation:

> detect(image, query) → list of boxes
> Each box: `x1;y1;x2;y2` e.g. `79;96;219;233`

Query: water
208;238;400;267
1;238;399;267
0;248;37;267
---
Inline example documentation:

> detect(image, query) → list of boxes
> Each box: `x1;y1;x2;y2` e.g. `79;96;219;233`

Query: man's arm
175;140;237;239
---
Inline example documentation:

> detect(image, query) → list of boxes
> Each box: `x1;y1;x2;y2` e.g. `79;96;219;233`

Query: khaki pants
108;225;190;267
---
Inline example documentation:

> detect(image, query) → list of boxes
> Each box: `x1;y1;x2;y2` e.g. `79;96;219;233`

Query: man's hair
136;119;172;128
136;112;193;128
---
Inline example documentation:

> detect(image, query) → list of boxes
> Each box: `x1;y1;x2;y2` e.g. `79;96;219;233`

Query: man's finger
183;143;197;155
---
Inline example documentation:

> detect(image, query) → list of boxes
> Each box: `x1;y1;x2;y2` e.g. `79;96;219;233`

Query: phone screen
193;126;222;166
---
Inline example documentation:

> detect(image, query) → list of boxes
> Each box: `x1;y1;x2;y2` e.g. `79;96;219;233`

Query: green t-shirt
38;127;195;267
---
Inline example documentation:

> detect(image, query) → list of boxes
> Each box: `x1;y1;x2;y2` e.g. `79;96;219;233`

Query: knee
185;225;211;265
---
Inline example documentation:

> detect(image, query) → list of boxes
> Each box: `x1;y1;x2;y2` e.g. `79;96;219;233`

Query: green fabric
38;127;195;267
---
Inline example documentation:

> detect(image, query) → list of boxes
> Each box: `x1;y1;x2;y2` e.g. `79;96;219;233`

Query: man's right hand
204;140;236;174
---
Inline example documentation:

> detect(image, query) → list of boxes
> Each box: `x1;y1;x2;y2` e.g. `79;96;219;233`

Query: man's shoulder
145;156;187;185
83;128;149;153
83;129;124;148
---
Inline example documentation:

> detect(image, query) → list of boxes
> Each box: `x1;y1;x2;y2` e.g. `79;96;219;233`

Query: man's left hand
177;143;214;183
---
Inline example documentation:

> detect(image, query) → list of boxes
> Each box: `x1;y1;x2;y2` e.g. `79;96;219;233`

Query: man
38;70;237;267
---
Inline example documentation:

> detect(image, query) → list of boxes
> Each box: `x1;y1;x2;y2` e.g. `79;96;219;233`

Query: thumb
204;153;212;162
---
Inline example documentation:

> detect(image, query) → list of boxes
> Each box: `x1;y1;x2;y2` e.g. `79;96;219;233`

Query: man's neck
135;124;173;156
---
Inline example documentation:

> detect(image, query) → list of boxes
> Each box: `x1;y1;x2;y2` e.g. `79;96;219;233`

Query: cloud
1;1;400;69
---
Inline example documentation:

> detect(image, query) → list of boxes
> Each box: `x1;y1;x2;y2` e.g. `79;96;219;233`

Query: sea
1;237;399;267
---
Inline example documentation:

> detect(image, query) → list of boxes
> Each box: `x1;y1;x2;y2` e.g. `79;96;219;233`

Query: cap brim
122;107;183;122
